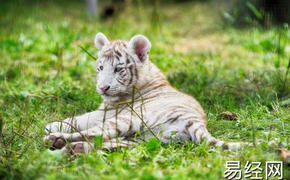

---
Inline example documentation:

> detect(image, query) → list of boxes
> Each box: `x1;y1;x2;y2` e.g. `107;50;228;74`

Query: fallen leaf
278;147;290;164
217;111;239;121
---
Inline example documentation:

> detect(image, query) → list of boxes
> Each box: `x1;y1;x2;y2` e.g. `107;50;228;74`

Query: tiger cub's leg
185;121;241;151
61;141;94;154
45;111;101;134
102;138;136;149
44;115;137;150
58;138;136;154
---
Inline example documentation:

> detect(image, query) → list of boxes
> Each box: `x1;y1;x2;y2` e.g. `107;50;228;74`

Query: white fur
95;32;109;50
129;35;151;62
44;33;241;153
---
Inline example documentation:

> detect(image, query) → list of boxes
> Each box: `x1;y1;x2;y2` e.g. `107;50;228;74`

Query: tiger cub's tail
187;122;244;151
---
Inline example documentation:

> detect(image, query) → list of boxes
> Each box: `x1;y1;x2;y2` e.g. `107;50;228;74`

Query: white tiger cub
44;33;241;154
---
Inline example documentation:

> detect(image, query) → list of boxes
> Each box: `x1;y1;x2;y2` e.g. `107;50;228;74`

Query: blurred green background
0;0;289;179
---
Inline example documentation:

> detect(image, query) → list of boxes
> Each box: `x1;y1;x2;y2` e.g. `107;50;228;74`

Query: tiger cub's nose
100;85;110;93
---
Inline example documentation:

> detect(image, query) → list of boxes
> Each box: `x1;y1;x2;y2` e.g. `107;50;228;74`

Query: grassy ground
0;1;289;179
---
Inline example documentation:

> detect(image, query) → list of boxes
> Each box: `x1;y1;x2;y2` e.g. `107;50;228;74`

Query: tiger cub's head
94;33;151;101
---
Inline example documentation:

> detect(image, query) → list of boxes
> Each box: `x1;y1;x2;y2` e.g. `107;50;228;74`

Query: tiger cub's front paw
44;133;68;150
65;142;93;155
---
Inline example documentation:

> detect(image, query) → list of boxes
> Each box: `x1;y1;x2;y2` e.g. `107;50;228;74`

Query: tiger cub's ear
129;35;151;62
95;32;109;50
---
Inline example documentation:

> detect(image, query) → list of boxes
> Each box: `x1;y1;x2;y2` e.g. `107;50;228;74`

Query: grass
0;0;289;179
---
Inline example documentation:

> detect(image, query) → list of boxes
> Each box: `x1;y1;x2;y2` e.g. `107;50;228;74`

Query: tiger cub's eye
114;67;122;73
99;66;103;70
